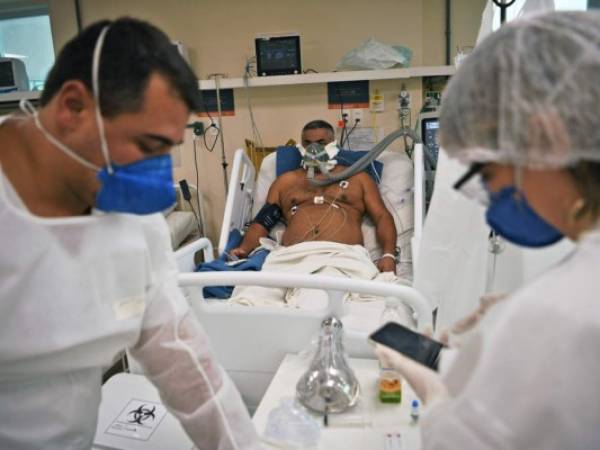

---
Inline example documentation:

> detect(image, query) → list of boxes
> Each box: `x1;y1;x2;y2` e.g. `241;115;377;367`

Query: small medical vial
378;368;402;403
410;399;420;423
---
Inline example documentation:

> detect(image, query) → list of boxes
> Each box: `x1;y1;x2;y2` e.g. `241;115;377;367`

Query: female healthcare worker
376;11;600;449
0;18;260;450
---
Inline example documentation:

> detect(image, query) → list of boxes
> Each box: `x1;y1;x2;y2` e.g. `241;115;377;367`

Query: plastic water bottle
380;297;407;325
378;298;403;404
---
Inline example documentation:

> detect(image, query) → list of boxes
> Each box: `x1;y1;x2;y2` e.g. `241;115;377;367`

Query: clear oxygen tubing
309;127;421;187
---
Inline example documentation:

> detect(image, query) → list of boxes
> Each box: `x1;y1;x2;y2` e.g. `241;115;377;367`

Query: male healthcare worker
377;11;600;449
0;18;261;450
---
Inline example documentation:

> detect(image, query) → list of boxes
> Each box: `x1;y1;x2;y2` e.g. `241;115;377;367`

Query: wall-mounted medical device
419;110;440;212
255;34;301;76
420;111;440;164
0;57;29;93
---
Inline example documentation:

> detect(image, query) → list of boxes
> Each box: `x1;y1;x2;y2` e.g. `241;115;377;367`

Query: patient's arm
229;223;269;258
230;179;282;258
362;173;397;273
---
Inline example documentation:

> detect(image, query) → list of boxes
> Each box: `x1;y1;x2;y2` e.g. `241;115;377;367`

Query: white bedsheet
228;241;413;331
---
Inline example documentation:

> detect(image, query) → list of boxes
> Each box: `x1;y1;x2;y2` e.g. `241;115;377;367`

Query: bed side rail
218;149;256;255
178;271;432;329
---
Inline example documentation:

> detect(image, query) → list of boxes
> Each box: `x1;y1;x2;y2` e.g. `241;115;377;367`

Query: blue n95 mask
19;25;176;215
486;186;563;248
95;156;176;214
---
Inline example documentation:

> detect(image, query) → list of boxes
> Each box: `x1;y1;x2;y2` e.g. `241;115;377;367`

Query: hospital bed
218;145;427;279
164;145;431;412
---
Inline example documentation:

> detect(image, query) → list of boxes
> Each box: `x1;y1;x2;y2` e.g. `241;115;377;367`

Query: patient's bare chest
280;173;363;212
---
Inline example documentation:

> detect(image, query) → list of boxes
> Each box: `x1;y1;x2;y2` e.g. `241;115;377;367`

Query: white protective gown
0;161;260;449
421;227;600;449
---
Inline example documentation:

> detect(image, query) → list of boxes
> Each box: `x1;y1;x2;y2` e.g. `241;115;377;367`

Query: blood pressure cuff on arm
254;202;283;231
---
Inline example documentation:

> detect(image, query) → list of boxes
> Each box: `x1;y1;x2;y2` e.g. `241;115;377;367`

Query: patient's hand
377;257;396;274
229;246;249;259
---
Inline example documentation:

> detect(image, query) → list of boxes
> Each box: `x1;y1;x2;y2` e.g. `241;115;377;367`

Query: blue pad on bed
275;146;384;182
195;229;270;299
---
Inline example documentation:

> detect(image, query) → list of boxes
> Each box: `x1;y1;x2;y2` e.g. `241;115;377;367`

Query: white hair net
440;11;600;169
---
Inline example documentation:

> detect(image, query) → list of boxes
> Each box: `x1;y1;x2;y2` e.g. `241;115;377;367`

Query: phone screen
369;322;446;371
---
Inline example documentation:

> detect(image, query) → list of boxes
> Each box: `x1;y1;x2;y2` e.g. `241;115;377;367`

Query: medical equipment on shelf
0;57;29;92
255;34;302;76
296;317;360;417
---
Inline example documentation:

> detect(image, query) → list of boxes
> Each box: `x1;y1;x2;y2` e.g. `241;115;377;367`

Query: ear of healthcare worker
2;18;201;217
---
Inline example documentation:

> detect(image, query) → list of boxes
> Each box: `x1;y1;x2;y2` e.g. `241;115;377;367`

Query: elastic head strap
92;25;113;174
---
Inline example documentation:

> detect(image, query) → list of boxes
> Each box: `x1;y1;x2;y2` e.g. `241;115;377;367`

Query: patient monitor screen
255;36;301;76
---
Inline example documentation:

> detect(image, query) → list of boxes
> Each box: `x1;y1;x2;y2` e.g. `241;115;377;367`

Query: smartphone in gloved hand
369;322;447;371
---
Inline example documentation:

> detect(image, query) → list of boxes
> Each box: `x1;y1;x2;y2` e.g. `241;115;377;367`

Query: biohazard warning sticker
104;398;168;441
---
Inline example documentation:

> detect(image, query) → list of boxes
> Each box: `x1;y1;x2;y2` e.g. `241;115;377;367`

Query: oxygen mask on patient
298;141;340;179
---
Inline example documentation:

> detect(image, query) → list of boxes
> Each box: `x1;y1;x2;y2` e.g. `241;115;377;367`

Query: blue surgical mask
19;25;176;215
486;186;563;248
95;156;176;214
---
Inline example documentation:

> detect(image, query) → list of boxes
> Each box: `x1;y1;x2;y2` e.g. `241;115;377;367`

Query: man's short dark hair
302;120;334;135
41;18;201;117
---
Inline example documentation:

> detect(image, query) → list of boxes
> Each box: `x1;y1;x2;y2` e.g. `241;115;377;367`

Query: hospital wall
47;0;485;246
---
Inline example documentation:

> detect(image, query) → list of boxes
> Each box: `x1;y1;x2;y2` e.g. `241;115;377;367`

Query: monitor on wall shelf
255;35;301;76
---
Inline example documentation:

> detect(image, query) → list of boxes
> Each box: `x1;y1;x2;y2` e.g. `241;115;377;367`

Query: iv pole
209;73;229;196
484;0;517;292
491;0;517;24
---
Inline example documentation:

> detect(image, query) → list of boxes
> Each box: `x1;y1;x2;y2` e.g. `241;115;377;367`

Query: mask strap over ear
19;98;101;172
92;25;113;174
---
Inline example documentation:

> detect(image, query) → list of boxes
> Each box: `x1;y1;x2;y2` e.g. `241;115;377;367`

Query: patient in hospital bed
228;120;406;312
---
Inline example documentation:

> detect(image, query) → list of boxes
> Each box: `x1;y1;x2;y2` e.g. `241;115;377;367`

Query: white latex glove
374;344;449;407
438;292;508;348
